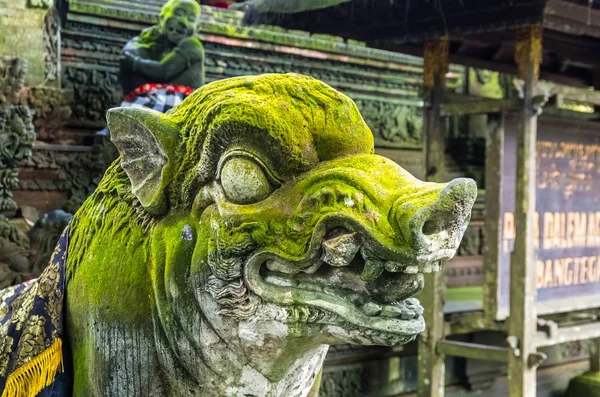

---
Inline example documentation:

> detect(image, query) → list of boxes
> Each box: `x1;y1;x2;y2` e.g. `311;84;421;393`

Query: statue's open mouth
244;216;457;345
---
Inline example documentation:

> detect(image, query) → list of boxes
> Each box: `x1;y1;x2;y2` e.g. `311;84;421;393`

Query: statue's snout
392;178;477;259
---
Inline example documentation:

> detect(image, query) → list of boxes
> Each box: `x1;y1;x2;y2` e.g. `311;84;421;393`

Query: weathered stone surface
0;106;35;213
65;74;476;396
18;86;72;143
0;1;46;86
0;57;27;111
17;146;105;213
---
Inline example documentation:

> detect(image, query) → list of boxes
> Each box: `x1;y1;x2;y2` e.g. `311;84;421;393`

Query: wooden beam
441;98;520;116
436;340;509;362
445;312;507;336
545;0;600;39
418;36;449;397
536;323;600;348
483;113;505;320
375;42;590;88
544;82;600;106
508;25;543;397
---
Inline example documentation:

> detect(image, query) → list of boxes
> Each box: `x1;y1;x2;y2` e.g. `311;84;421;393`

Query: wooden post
483;113;504;319
418;36;449;397
590;338;600;373
508;25;542;397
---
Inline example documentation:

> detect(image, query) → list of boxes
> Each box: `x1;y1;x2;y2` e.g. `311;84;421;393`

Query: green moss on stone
567;371;600;397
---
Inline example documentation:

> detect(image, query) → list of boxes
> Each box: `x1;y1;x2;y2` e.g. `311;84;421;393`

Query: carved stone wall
0;106;35;214
19;86;72;143
18;145;105;213
0;56;27;111
0;215;30;288
42;5;59;85
52;0;463;150
0;0;47;85
320;366;370;397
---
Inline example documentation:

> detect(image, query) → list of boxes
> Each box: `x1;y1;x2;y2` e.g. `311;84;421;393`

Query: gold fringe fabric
1;338;63;397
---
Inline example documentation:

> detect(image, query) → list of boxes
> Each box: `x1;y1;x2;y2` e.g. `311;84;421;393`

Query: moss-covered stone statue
0;74;477;396
118;0;205;112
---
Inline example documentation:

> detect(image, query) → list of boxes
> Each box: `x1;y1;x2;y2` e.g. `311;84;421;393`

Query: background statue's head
159;0;201;45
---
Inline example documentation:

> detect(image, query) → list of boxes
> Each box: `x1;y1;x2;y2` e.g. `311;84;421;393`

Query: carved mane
66;161;156;279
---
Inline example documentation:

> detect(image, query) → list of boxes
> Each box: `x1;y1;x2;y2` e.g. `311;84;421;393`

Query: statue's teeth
380;304;403;318
362;300;422;319
384;261;407;272
380;302;422;320
418;261;442;273
406;297;420;306
322;232;360;267
420;262;434;273
400;309;416;320
266;260;299;275
361;258;385;281
405;299;424;316
361;302;382;316
402;266;419;274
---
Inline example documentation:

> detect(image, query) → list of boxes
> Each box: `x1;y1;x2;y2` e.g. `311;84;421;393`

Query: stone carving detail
59;60;424;148
0;57;27;111
19;87;72;143
19;148;105;213
320;367;369;397
0;107;35;214
353;99;423;148
48;3;427;148
0;215;30;288
62;67;122;126
43;5;60;84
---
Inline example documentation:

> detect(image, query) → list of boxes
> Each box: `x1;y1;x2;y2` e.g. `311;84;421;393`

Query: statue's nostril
422;210;453;236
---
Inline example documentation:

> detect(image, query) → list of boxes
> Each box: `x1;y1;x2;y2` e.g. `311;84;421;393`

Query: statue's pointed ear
107;107;180;214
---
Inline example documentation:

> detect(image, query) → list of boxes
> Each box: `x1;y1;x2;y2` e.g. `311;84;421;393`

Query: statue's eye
220;157;273;204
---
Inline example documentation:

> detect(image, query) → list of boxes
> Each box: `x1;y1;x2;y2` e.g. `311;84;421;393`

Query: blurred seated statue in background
113;0;206;118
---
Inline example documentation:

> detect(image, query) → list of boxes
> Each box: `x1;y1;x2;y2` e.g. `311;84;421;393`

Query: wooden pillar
508;25;542;397
418;36;449;397
590;338;600;373
483;113;504;319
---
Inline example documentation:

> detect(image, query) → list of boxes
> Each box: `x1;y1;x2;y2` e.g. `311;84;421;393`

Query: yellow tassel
1;338;64;397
